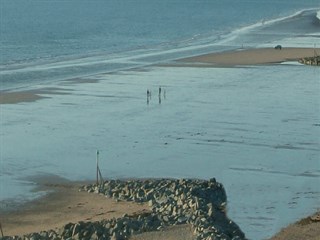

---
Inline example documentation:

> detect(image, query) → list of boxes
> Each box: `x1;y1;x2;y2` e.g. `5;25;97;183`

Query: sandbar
177;47;320;66
0;87;69;104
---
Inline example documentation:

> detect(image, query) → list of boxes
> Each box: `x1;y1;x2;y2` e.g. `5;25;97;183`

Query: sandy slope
0;180;194;240
269;212;320;240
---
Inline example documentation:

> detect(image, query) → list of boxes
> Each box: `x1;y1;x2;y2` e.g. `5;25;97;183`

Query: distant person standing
158;86;162;104
147;89;150;105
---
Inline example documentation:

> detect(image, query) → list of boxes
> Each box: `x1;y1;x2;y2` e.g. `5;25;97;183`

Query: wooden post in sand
0;221;3;237
96;150;99;185
96;150;104;186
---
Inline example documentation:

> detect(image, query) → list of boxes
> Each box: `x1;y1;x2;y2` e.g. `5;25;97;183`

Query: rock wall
2;178;246;240
299;56;320;66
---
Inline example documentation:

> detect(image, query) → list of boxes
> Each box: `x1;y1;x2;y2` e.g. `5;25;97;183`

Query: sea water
1;1;320;239
1;0;319;89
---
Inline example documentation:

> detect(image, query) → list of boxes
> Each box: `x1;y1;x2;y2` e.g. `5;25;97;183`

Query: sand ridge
178;47;320;66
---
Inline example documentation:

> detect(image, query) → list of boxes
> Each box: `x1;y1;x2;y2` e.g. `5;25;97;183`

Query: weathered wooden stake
98;168;104;185
96;150;99;185
0;221;4;237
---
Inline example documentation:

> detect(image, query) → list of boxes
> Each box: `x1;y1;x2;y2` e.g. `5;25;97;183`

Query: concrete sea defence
2;178;246;240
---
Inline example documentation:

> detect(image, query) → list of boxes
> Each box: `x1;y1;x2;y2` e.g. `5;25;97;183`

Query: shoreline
1;178;319;240
0;47;320;105
1;178;244;240
0;178;149;237
1;47;318;105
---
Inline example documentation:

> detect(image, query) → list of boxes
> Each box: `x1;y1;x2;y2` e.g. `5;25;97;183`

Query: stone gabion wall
3;178;246;240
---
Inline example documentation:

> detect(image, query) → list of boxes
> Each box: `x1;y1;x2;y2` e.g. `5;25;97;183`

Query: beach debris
2;178;247;240
0;221;3;237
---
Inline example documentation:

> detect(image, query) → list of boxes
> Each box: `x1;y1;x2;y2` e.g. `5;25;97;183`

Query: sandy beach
0;180;149;237
0;179;199;240
0;78;97;104
177;47;320;66
0;87;71;104
269;212;320;240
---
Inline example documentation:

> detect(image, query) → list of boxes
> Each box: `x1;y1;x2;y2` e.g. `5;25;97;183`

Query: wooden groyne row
299;56;320;66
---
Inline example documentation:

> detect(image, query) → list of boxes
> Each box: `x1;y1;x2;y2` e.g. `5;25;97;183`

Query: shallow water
1;1;320;238
1;64;319;239
1;1;319;91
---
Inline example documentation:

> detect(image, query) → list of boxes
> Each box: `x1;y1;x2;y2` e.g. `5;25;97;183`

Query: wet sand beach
0;87;70;104
1;1;319;239
1;47;319;239
0;181;149;237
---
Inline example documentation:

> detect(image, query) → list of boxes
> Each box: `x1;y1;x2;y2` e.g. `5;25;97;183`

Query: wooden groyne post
96;150;104;186
0;221;4;237
96;150;99;185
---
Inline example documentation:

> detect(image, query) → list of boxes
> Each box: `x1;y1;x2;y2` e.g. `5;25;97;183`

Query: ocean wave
236;8;318;34
260;8;319;26
1;7;319;91
218;8;320;47
179;7;320;49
